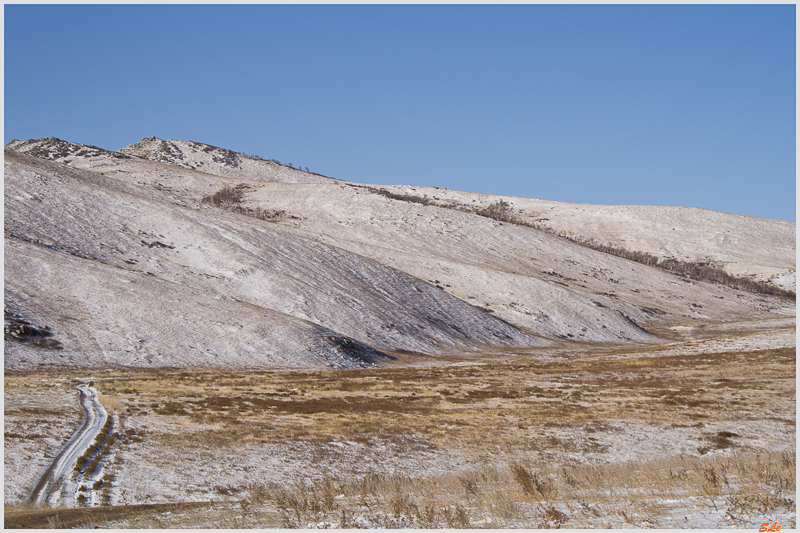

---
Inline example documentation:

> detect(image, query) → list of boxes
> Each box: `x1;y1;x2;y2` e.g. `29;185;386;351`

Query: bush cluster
364;186;435;206
558;236;795;299
201;185;294;222
200;186;244;207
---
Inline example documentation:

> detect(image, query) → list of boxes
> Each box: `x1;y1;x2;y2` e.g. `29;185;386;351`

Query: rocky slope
4;137;795;371
118;137;337;184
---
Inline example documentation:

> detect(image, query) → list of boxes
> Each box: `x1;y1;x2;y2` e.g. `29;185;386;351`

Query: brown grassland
95;345;794;451
4;331;796;528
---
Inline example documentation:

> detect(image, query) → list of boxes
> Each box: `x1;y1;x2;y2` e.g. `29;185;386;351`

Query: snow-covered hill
373;185;796;292
4;137;795;371
4;149;540;370
236;182;793;339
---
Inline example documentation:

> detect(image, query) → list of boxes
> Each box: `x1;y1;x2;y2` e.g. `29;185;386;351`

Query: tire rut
29;384;108;506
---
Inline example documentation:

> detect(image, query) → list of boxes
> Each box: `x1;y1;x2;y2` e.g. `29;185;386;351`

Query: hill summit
119;136;338;184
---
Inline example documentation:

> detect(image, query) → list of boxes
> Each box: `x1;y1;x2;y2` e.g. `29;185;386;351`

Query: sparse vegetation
8;137;131;161
477;199;519;223
4;137;795;528
4;231;97;262
228;450;794;528
361;185;436;206
75;414;114;476
233;206;293;222
233;150;329;177
200;185;245;207
11;451;791;528
201;185;295;222
3;502;211;529
559;236;796;299
89;344;793;450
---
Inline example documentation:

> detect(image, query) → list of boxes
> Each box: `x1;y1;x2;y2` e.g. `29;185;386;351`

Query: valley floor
4;318;795;528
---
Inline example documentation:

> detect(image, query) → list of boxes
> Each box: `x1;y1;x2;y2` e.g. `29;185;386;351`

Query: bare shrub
232;206;288;221
200;186;243;207
361;186;434;206
477;200;520;224
540;504;569;528
200;186;299;223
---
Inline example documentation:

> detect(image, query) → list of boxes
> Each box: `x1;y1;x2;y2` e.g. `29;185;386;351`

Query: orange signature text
759;523;781;532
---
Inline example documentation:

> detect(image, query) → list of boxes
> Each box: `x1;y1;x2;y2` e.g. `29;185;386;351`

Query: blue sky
5;5;796;221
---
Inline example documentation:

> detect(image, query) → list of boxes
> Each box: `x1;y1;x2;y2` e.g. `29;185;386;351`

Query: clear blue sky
5;4;796;221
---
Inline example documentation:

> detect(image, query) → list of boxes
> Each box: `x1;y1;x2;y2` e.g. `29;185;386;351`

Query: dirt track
28;384;107;506
5;502;210;529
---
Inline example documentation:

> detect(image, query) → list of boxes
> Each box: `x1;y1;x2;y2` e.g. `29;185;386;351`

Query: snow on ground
377;184;796;293
631;327;796;360
118;137;338;184
4;381;81;503
111;428;467;506
6;139;794;367
769;270;797;292
5;151;545;371
247;183;795;338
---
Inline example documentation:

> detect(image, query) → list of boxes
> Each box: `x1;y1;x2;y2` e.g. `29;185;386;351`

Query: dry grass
90;345;795;455
78;450;794;528
96;392;122;414
3;376;81;455
5;338;794;527
200;185;244;207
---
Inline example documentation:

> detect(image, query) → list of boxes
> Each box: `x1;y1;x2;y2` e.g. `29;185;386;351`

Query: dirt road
29;383;108;506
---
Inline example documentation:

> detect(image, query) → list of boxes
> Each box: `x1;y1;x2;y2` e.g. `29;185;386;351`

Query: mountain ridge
118;136;339;184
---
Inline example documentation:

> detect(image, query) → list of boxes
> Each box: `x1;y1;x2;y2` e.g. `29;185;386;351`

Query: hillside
372;185;796;292
4;137;795;371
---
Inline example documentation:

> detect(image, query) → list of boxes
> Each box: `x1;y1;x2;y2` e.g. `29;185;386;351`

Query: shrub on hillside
201;186;244;207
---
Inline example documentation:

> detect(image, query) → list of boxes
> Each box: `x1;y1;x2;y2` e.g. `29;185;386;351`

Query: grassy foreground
6;451;794;528
5;338;795;528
